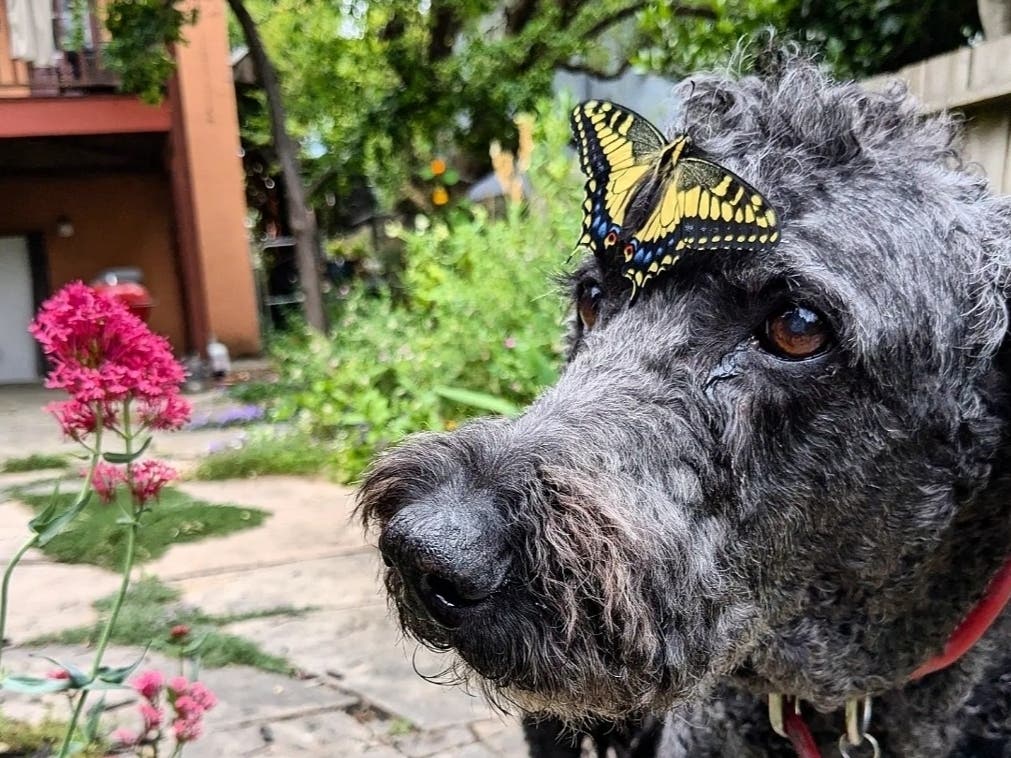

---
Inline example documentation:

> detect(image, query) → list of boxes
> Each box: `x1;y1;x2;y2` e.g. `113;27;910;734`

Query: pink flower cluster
30;282;191;440
116;669;217;747
91;460;178;506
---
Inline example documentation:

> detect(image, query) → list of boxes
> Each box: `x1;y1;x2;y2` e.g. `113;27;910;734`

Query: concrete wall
0;173;188;349
173;0;261;355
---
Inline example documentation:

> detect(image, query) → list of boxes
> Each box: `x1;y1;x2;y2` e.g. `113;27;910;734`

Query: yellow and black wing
570;98;780;302
620;155;779;297
570;100;665;254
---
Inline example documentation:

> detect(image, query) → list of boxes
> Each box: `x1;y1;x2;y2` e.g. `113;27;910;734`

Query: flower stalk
0;282;205;756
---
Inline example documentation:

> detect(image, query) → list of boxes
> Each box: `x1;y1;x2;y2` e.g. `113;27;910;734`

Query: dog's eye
762;305;831;359
577;283;603;331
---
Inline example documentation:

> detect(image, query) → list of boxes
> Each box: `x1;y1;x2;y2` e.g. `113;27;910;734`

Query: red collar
781;557;1011;758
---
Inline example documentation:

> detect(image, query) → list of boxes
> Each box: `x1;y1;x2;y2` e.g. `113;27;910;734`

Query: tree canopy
104;0;984;221
235;0;982;222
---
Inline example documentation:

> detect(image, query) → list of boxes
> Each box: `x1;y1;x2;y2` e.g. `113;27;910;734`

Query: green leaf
28;481;63;533
1;674;72;694
433;386;519;417
84;695;107;742
181;632;210;656
102;435;152;464
33;655;89;687
443;169;460;186
36;490;92;547
95;645;149;685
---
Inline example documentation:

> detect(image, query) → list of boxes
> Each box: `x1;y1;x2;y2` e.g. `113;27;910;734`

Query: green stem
0;532;39;669
59;693;88;757
59;404;134;758
1;410;104;673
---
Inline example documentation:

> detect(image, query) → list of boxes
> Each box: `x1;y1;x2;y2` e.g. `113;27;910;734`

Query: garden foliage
266;101;579;481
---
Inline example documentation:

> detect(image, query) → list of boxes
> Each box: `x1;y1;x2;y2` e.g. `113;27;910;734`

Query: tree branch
227;0;327;331
505;0;541;34
580;2;716;41
428;0;464;62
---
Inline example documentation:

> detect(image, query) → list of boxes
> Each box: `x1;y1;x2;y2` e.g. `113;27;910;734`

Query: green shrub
270;99;580;481
1;453;68;473
193;431;335;480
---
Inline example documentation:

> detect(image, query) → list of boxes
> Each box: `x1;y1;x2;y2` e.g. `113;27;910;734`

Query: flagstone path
0;384;529;757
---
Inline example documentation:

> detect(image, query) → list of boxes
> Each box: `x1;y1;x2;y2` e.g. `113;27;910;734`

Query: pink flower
128;459;177;505
132;669;164;702
137;393;191;431
173;695;198;718
140;702;164;731
169;624;191;641
30;282;190;430
46;668;70;680
167;675;189;696
160;676;216;743
503;336;517;349
110;727;138;746
91;462;125;503
187;681;217;711
172;714;203;742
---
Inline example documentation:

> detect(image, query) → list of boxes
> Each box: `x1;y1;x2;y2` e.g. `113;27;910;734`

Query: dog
358;52;1011;756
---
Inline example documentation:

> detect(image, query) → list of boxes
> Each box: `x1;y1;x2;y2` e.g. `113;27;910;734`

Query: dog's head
358;56;1011;722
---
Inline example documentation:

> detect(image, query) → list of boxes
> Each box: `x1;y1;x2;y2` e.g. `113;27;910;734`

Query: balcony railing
0;0;119;97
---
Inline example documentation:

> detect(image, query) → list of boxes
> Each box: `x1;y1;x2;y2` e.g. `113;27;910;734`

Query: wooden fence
863;34;1011;194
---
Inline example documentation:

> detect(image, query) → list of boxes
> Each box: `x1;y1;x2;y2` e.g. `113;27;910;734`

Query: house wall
172;0;261;356
0;173;188;350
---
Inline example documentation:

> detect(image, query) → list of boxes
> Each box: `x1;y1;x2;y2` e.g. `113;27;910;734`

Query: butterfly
570;99;780;302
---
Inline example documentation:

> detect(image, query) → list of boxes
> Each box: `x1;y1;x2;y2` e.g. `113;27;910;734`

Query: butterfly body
571;100;780;301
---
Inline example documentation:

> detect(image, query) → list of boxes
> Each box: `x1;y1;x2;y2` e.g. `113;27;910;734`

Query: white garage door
0;236;39;383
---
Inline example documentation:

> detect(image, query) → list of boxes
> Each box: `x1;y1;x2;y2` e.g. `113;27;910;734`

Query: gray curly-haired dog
357;54;1011;757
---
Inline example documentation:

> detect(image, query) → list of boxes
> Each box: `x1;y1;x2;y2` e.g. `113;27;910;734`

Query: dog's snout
379;491;510;628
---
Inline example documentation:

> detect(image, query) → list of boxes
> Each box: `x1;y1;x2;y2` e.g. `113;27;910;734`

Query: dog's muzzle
378;488;512;629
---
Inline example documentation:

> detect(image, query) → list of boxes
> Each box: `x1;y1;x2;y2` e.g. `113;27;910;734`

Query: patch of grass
0;715;105;757
1;453;68;473
12;487;267;570
193;433;333;480
31;577;306;675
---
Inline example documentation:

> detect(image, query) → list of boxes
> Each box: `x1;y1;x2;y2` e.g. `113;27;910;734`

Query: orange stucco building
0;0;259;383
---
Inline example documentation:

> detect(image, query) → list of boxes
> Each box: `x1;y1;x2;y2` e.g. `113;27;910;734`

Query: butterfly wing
621;156;779;298
570;100;666;254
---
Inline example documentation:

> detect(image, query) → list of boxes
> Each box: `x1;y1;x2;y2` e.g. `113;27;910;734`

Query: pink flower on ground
132;669;164;702
91;462;126;503
110;727;138;747
128;459;177;505
140;702;164;732
45;668;70;680
503;336;517;349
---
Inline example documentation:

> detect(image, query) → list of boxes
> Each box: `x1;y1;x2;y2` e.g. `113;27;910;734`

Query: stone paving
0;384;529;756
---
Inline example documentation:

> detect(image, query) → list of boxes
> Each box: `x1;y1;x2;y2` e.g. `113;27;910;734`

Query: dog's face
359;62;1011;722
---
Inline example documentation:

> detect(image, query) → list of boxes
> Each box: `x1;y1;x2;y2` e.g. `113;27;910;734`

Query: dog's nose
379;490;510;629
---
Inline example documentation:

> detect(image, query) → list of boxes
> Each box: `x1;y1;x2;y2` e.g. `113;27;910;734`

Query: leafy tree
103;0;197;104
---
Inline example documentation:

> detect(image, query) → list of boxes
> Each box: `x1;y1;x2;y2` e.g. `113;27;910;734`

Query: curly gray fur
358;52;1011;757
